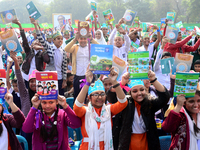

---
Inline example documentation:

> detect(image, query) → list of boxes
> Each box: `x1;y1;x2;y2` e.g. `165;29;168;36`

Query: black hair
184;90;200;136
40;104;59;142
194;60;200;66
11;79;17;84
67;73;73;78
38;81;41;83
42;87;48;94
0;104;4;136
38;85;43;88
161;52;172;59
46;82;51;86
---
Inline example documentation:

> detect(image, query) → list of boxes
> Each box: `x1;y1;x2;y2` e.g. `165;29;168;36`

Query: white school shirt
137;44;155;61
109;27;131;62
0;122;8;150
76;45;90;76
135;38;140;46
53;45;63;80
132;108;146;134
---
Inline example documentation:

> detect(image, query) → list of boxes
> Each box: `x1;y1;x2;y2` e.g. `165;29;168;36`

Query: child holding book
64;30;99;100
137;25;161;67
22;94;81;150
0;92;25;150
109;18;131;62
73;65;128;150
31;17;68;96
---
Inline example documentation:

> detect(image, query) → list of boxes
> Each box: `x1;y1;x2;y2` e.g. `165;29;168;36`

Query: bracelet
85;82;91;86
113;83;120;88
150;78;157;83
157;29;160;32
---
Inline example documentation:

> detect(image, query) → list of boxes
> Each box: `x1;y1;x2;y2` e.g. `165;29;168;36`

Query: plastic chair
68;127;82;141
16;135;29;150
159;135;171;150
66;97;74;109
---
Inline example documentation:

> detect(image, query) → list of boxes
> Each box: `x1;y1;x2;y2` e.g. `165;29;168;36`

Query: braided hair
0;104;4;136
39;104;59;142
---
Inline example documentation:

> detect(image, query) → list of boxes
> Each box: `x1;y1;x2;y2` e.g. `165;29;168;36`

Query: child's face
103;78;112;93
41;100;58;117
101;27;108;35
194;64;200;72
29;78;36;92
1;84;5;87
47;38;52;43
88;91;106;108
12;83;19;93
17;56;23;65
95;31;101;39
53;86;56;89
53;36;63;48
44;88;48;93
114;37;124;48
64;34;69;40
78;37;87;47
185;94;200;115
143;37;150;46
177;32;182;41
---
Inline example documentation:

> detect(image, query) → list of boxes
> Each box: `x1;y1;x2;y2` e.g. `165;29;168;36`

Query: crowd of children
1;8;200;150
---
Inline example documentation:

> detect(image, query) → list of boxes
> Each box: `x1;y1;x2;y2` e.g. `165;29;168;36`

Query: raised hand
4;93;13;106
58;95;68;109
9;51;17;62
148;70;156;82
12;19;21;26
121;72;130;85
85;64;93;83
108;67;118;84
176;94;186;107
31;94;40;109
30;16;37;25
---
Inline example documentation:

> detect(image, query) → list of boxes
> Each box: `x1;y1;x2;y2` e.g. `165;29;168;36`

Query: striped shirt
46;118;58;150
36;30;68;80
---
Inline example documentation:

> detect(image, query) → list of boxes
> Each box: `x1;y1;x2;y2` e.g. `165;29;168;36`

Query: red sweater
163;36;200;57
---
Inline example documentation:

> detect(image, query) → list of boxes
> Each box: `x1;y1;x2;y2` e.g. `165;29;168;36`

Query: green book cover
103;9;114;23
128;51;149;79
174;72;199;98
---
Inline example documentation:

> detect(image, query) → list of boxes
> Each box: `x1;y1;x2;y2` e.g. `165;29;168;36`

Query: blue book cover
90;44;113;74
0;29;23;56
160;57;174;74
36;71;58;100
26;1;41;20
91;2;97;11
0;9;17;24
123;10;137;26
166;26;179;44
0;98;10;114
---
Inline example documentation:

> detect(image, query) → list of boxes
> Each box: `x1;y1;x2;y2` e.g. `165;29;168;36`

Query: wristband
113;83;120;88
157;29;160;32
86;82;91;86
150;78;157;83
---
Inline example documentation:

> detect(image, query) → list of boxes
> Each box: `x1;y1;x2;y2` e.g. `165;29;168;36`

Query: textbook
36;71;58;100
175;21;183;28
42;23;49;29
123;10;137;26
166;12;176;24
0;9;17;24
103;9;114;23
112;55;127;80
174;72;199;98
172;53;193;74
134;16;139;24
90;44;113;74
91;2;97;11
85;11;94;22
0;29;23;56
160;18;166;29
129;42;139;53
128;51;149;79
0;69;7;98
26;1;41;20
165;26;179;44
160;57;174;74
142;23;147;32
78;21;89;38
